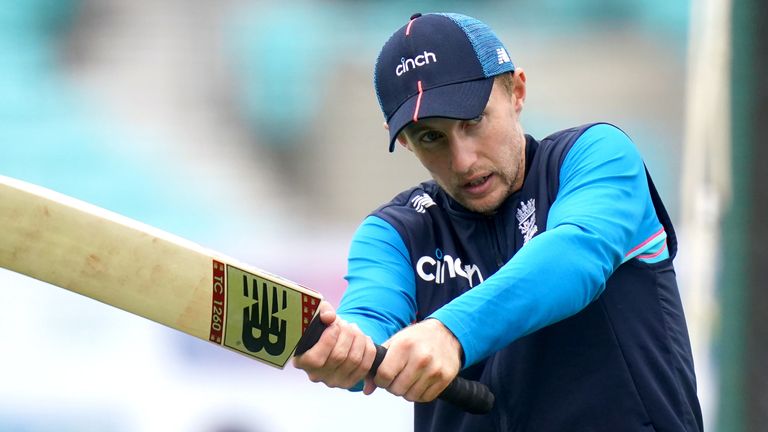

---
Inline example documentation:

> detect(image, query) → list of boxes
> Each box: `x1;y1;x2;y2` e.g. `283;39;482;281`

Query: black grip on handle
294;311;327;356
294;314;495;414
368;345;387;378
436;372;495;415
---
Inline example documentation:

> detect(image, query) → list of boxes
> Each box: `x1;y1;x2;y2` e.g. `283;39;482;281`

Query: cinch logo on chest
416;248;484;288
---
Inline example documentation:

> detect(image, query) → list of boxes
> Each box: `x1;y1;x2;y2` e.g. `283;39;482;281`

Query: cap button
410;13;422;20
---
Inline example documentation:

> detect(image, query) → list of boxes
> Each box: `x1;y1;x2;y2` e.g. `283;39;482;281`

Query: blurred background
1;0;765;431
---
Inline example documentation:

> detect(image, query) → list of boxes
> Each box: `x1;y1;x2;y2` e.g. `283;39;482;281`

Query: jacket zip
486;215;506;268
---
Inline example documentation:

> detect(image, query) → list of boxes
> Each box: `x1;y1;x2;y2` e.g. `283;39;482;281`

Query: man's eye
419;131;443;144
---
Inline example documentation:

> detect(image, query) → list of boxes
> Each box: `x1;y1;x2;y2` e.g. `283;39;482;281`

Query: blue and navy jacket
339;123;703;431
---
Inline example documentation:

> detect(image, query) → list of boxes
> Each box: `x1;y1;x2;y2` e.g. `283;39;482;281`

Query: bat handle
293;311;331;356
294;314;495;415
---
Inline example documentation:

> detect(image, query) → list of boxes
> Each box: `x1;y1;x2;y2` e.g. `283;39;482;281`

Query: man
294;12;703;431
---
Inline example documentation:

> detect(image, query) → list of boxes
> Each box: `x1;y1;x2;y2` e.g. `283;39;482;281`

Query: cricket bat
0;175;494;414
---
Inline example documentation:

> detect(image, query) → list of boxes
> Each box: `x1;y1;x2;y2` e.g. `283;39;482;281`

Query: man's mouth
462;174;493;194
466;175;491;187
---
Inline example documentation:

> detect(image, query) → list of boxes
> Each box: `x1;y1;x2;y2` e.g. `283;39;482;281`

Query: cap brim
386;77;495;152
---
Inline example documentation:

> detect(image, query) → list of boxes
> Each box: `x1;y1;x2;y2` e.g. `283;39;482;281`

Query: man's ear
513;68;527;113
385;122;413;151
396;134;412;151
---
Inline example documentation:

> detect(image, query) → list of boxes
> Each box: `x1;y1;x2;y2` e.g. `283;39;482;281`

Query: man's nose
449;136;478;174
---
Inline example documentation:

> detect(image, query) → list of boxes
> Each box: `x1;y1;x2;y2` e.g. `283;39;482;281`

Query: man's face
399;74;527;214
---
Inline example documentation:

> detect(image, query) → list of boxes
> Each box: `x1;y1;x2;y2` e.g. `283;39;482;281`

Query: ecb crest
516;198;538;245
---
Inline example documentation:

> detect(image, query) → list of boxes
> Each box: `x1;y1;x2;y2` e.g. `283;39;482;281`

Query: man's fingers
382;353;426;398
292;323;340;376
324;321;356;370
385;360;452;402
333;327;375;386
363;376;378;395
291;300;339;370
291;301;382;391
402;366;451;403
372;343;407;392
317;300;337;325
293;318;377;389
370;320;462;403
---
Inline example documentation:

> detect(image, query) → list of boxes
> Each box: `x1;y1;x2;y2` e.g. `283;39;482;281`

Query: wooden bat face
0;175;322;368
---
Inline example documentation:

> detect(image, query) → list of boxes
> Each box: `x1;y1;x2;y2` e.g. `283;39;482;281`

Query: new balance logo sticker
241;275;288;356
496;47;511;65
516;198;538;245
411;193;436;213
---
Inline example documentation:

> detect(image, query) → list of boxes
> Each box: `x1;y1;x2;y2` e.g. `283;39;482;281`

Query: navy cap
374;13;515;152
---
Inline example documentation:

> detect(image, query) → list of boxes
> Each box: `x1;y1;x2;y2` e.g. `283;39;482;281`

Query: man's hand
365;319;463;403
292;301;377;389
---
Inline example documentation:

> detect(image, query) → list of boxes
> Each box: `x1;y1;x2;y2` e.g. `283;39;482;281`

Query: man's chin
452;188;512;214
457;196;502;214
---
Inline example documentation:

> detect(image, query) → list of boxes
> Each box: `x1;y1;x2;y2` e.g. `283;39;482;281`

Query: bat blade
0;175;322;368
0;175;495;414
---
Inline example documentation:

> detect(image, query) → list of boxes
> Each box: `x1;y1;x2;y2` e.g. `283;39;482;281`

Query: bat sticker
209;260;227;343
221;264;318;367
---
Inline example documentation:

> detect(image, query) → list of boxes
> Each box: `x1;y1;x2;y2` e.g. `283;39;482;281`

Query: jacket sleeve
337;215;417;345
430;124;659;366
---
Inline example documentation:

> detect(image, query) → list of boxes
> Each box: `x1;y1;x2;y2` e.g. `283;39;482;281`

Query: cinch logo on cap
395;51;438;77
